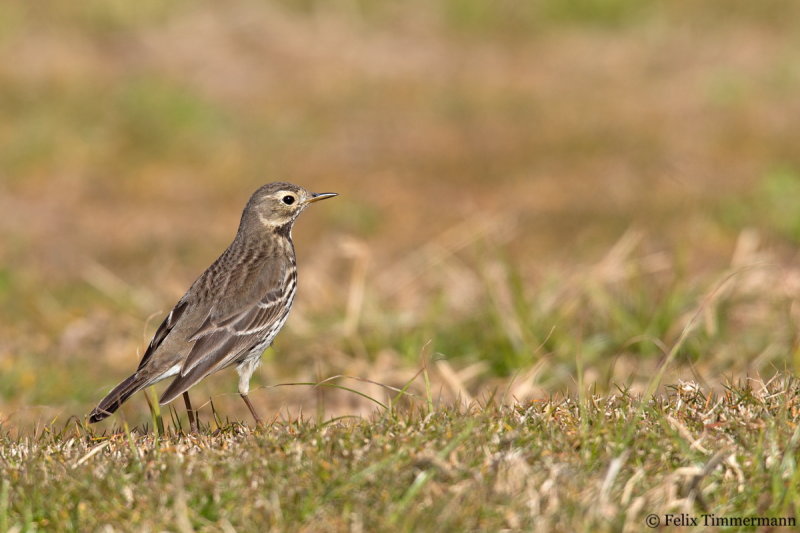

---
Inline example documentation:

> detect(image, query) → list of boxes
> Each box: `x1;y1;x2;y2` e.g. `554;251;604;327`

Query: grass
3;0;800;530
2;378;799;531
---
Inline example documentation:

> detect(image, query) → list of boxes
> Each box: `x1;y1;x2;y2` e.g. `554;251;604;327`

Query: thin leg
183;391;198;432
236;356;263;427
240;393;263;427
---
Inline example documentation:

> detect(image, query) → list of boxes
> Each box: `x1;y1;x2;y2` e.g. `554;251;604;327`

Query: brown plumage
89;182;337;426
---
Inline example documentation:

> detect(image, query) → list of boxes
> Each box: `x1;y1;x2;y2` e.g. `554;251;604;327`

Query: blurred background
2;0;800;429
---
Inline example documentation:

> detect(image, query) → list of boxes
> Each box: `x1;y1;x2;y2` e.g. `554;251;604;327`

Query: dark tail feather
89;373;149;423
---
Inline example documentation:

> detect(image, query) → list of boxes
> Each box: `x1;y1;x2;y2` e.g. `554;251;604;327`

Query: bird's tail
88;373;150;423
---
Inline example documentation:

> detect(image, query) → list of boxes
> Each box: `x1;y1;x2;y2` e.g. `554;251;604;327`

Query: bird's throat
272;221;293;239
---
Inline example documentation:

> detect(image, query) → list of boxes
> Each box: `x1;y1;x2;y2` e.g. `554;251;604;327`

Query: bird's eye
282;195;295;205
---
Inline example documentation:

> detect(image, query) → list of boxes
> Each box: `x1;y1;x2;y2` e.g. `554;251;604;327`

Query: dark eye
282;195;295;205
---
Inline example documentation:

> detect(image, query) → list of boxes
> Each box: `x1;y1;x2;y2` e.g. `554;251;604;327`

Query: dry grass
3;377;800;531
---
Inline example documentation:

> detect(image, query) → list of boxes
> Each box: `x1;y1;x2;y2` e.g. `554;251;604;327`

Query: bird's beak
307;192;338;203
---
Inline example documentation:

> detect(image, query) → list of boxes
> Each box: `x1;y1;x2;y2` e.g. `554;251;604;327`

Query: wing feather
180;262;295;376
137;298;189;371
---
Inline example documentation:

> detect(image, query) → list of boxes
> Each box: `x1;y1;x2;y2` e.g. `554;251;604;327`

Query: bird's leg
183;391;198;432
237;357;264;427
240;393;263;427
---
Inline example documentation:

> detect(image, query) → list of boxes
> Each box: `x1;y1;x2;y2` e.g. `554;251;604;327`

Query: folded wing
158;261;296;404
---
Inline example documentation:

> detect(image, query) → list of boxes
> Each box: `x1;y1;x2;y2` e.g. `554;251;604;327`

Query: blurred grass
0;0;798;436
720;166;800;243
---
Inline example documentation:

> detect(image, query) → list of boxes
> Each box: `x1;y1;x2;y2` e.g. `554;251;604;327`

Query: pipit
89;182;337;428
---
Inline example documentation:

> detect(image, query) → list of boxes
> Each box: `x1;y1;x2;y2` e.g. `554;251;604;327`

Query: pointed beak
307;192;338;204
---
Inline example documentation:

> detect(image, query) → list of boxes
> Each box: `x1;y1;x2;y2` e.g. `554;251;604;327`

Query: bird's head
241;182;337;233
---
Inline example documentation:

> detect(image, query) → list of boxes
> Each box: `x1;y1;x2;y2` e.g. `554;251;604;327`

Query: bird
88;182;337;428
